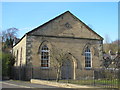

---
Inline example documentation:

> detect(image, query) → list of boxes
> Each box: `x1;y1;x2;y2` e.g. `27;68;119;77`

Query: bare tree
104;34;111;44
50;45;67;82
1;28;19;51
2;28;18;42
103;34;119;54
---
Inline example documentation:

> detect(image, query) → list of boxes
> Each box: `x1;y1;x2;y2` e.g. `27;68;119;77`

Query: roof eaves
12;34;27;48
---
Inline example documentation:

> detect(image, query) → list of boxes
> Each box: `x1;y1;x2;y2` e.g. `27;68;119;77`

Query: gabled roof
26;11;103;40
13;11;103;47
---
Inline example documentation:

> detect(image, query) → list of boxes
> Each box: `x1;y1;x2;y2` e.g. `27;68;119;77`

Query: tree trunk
56;68;60;82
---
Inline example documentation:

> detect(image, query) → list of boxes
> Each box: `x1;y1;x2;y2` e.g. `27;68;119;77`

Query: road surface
1;80;57;88
1;80;104;90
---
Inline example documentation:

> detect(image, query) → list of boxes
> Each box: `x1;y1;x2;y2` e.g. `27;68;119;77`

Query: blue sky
2;2;118;42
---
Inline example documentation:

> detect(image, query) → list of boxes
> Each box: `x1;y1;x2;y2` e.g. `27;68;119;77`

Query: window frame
40;45;50;69
84;47;92;69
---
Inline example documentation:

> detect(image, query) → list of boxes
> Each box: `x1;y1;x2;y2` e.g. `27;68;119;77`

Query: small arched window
41;45;49;68
16;50;19;66
85;47;92;68
20;47;22;67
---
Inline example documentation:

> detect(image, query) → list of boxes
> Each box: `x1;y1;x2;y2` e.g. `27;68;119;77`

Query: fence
12;66;32;81
94;68;119;88
12;66;120;89
57;68;120;89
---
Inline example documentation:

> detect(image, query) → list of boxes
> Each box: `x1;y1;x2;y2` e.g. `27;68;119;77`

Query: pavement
31;79;97;88
1;80;57;88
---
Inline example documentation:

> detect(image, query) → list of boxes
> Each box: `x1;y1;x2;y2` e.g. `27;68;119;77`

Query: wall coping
30;79;98;88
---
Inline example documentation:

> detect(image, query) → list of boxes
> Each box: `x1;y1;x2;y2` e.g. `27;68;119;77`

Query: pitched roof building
13;11;103;80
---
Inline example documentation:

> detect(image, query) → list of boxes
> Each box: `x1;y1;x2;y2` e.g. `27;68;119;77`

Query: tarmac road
1;80;109;90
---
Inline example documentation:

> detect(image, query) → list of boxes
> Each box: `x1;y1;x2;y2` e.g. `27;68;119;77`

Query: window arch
41;45;49;68
85;47;92;68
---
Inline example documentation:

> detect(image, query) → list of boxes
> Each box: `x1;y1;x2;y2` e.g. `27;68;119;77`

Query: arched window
85;47;92;68
41;45;49;68
20;47;22;67
16;50;19;66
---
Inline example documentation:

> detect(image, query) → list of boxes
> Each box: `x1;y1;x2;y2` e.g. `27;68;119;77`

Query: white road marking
1;82;35;88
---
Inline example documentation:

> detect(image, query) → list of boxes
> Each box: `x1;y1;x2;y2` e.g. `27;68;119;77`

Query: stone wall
12;36;27;80
13;36;27;67
28;35;103;80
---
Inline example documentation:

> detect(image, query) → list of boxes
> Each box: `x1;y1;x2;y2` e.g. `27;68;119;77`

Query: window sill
40;67;50;69
84;67;92;70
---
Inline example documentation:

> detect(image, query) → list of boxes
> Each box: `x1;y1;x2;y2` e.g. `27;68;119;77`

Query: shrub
0;52;15;78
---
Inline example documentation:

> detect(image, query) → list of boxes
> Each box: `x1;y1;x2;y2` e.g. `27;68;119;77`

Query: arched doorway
61;59;74;79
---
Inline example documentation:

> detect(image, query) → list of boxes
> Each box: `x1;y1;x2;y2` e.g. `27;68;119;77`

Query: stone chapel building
13;11;103;80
